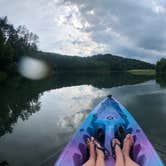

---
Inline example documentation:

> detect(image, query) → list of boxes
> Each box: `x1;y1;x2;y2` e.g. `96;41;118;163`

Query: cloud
0;0;166;62
59;0;166;61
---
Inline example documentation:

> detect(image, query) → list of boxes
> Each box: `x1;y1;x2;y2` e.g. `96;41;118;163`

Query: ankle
123;154;130;160
89;152;96;159
89;155;96;161
97;154;105;160
97;151;105;159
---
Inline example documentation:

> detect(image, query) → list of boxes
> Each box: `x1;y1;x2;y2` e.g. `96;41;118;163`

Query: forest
0;16;38;78
156;58;166;73
33;51;155;73
1;16;164;82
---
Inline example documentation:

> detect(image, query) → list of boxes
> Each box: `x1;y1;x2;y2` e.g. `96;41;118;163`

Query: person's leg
112;138;125;166
123;134;140;166
82;137;96;166
95;141;105;166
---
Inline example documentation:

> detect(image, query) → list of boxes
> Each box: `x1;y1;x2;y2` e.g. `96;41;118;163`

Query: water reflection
55;72;155;88
125;92;166;163
0;72;154;137
0;92;41;137
156;73;166;88
0;73;166;165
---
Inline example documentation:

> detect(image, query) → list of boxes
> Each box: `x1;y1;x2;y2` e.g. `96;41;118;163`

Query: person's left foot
112;138;122;158
86;137;96;159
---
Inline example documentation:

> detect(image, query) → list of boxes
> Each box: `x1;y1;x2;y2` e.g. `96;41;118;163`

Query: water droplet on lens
18;56;49;80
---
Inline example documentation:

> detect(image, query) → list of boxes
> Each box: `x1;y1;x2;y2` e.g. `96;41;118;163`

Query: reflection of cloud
35;85;109;134
39;85;108;118
35;81;165;135
57;112;86;132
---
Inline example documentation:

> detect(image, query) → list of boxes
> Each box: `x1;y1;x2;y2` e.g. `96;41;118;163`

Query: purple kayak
55;96;164;166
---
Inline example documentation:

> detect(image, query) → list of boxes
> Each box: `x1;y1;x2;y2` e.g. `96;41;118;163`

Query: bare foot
82;137;96;166
112;138;122;157
87;137;96;159
94;141;105;159
122;134;134;158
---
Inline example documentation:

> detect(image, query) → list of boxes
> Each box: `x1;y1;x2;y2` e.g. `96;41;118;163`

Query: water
0;73;166;165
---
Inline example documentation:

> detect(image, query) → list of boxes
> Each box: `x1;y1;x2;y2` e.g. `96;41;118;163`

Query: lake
0;72;166;165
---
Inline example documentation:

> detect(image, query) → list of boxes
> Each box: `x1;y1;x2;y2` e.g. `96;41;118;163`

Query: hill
0;16;155;79
32;51;155;72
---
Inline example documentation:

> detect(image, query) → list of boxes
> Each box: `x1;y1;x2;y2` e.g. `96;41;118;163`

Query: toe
112;138;121;149
124;134;130;143
90;137;94;142
87;138;90;144
126;134;131;139
95;141;100;147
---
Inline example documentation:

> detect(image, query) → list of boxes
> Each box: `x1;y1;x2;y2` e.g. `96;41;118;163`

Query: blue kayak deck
55;96;164;166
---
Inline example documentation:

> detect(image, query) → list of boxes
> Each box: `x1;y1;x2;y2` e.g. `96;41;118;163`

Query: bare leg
112;139;125;166
123;134;140;166
82;137;96;166
95;141;105;166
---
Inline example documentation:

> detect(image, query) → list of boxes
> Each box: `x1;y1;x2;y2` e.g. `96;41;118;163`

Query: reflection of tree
56;72;154;89
0;99;40;137
0;81;41;137
156;74;166;88
18;100;41;121
0;72;154;138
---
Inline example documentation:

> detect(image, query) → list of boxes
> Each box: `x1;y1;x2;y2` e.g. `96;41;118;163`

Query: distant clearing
127;69;156;76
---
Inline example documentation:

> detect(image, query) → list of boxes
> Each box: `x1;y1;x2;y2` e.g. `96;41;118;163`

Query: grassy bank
127;69;156;76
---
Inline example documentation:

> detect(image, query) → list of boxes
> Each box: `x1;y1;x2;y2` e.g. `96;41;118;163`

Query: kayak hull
55;96;164;166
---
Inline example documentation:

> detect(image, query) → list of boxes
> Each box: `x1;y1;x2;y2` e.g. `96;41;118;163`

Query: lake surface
0;73;166;165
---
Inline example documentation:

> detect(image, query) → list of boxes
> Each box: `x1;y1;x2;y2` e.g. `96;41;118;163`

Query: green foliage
0;71;8;81
0;16;154;77
156;73;166;87
156;58;166;73
156;59;166;87
33;52;155;72
128;69;156;76
0;16;39;74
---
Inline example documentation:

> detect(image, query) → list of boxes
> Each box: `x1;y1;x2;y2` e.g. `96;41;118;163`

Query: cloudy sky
0;0;166;63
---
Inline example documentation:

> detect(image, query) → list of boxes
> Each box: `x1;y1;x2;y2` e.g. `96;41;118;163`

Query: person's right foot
122;134;134;157
94;141;105;159
112;138;122;158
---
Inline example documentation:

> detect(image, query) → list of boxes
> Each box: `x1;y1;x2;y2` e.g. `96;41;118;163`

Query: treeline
156;58;166;73
0;16;38;74
33;51;155;72
0;16;155;79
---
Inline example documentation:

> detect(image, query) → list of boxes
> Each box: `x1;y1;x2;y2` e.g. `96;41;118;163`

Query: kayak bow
55;96;164;166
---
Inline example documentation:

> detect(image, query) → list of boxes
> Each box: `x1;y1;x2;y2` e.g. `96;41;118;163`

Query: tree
0;16;39;74
156;58;166;73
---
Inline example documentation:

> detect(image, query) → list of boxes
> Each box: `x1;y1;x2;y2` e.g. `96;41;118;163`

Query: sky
0;0;166;63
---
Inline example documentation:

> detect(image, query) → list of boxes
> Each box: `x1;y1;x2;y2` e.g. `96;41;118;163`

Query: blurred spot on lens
18;56;49;80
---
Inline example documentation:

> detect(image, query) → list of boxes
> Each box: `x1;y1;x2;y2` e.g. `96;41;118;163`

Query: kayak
55;96;164;166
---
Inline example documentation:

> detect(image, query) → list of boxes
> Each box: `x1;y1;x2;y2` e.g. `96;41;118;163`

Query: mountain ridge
32;51;155;72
